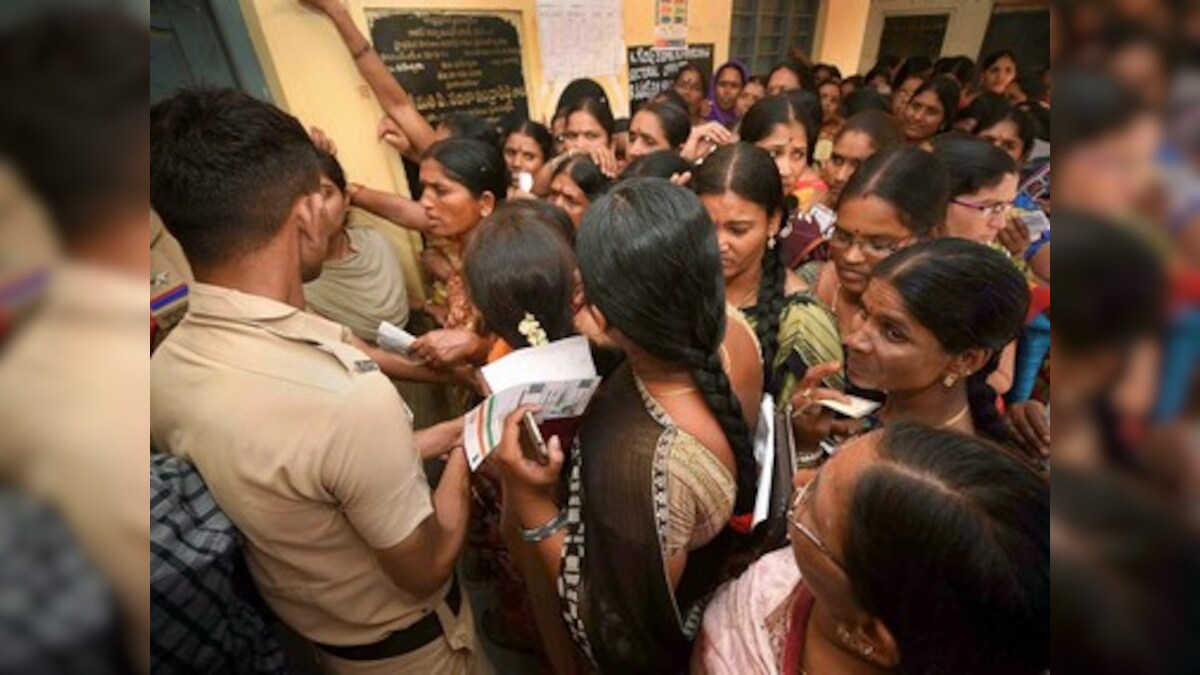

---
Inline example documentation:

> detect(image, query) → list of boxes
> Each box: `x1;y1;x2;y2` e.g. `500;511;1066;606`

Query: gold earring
836;625;853;645
943;373;958;388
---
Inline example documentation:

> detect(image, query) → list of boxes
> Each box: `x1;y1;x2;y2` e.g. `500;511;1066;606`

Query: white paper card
751;394;776;528
464;338;601;471
536;0;623;82
481;335;596;392
808;203;838;238
1018;209;1052;240
818;395;882;419
377;321;416;354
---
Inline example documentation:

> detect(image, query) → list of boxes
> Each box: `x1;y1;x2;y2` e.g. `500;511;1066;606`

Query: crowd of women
146;0;1200;674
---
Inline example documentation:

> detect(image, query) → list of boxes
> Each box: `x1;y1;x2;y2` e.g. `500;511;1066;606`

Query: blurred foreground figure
0;7;150;672
1054;468;1200;675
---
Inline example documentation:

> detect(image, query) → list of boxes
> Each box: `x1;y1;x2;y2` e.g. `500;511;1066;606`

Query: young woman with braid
489;178;764;674
790;238;1031;456
693;144;845;405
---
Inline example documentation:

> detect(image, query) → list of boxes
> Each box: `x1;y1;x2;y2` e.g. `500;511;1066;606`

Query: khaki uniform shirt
150;212;192;350
0;263;151;667
150;283;441;646
0;163;57;332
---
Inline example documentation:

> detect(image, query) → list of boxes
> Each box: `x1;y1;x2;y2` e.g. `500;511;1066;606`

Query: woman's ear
954;346;993;379
479;191;497;219
858;618;901;670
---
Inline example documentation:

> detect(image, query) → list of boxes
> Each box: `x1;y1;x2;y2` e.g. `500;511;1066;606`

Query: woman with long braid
489;179;764;674
692;143;845;404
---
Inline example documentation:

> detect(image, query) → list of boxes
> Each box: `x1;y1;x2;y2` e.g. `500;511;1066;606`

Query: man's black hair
150;88;319;270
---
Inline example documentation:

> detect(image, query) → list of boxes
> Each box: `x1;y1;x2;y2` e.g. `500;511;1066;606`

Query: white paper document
480;335;596;392
377;320;416;354
536;0;623;82
752;394;776;528
464;337;601;471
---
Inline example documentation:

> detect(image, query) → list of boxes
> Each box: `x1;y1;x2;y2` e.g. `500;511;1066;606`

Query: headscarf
706;60;748;128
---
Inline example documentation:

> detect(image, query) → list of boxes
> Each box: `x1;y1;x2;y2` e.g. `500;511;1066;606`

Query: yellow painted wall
815;0;995;75
813;0;873;76
238;0;731;298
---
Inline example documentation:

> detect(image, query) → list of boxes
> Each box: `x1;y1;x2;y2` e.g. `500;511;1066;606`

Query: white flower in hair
518;312;548;347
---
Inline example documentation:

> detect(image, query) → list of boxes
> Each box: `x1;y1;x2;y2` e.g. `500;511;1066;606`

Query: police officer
150;89;485;675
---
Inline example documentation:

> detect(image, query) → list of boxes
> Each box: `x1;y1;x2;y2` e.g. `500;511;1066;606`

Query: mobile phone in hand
519;411;549;465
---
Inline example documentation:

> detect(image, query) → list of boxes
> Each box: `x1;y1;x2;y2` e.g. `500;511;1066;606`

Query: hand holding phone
519;410;549;466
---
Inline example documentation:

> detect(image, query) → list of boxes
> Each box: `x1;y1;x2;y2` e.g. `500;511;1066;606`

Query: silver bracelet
520;510;568;543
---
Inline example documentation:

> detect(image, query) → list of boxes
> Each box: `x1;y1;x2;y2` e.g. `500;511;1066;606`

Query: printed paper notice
654;0;688;48
536;0;623;82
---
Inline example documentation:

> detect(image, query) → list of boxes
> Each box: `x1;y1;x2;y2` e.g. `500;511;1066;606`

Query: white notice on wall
536;0;623;82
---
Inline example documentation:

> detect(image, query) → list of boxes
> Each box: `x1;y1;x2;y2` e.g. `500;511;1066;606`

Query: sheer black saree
558;363;737;674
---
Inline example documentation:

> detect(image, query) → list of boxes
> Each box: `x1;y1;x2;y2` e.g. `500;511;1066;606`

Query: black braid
967;351;1014;446
688;349;758;516
689;143;790;399
753;238;787;396
575;178;760;517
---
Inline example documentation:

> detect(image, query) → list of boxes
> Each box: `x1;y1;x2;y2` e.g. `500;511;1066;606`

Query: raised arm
348;183;432;232
301;0;437;156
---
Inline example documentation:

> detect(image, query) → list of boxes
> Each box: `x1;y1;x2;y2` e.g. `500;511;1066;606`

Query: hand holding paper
463;336;601;471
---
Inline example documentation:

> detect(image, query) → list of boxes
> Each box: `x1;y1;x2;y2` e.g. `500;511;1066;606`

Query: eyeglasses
827;226;911;259
951;198;1012;217
789;475;846;572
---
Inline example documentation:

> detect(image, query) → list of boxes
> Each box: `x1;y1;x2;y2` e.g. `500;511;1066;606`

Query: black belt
315;576;462;661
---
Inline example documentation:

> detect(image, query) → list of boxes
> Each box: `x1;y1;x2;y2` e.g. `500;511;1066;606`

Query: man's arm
348;335;454;383
328;382;470;599
414;417;463;461
373;447;471;598
302;0;437;156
